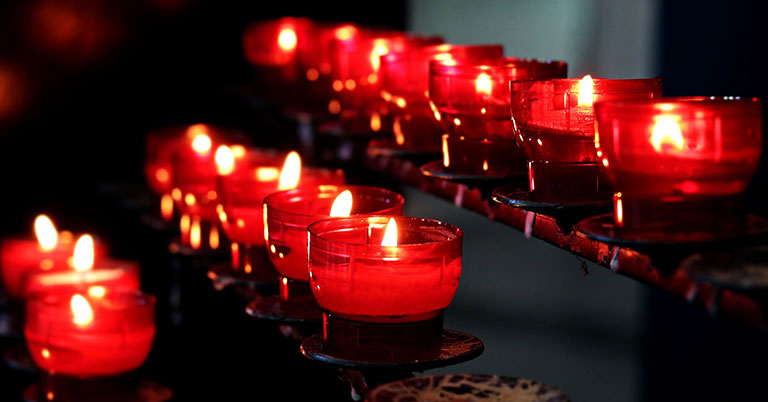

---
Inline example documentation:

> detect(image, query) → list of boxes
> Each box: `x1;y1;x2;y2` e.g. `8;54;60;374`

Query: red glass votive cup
25;290;156;377
594;97;762;234
429;57;567;176
511;78;662;196
218;149;345;270
264;186;404;283
308;216;462;361
330;30;443;133
24;259;140;297
1;236;107;300
379;44;503;150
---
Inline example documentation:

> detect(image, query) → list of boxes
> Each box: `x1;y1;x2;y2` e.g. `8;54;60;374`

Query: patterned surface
369;373;570;402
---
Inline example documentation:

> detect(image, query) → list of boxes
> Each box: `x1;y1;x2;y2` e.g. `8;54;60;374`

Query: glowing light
231;145;246;158
442;134;450;168
209;226;219;250
47;391;54;401
370;39;390;71
207;190;217;200
180;214;190;237
482;160;489;171
329;99;341;114
87;285;106;298
345;79;356;90
651;115;685;152
614;192;624;227
395;97;407;109
171;188;182;201
381;218;398;247
215;145;235;175
41;348;51;359
332;80;344;92
184;193;196;206
393;117;405;146
335;25;357;41
34;215;58;251
191;133;212;154
481;107;487;115
370;112;382;132
70;294;93;326
244;262;252;274
278;151;302;190
155;168;169;183
453;118;461;126
190;218;201;250
255;167;280;181
277;27;297;51
306;68;319;81
231;243;239;268
263;204;269;242
330;190;353;217
475;73;492;95
368;73;378;84
577;75;594;107
381;90;392;102
72;235;94;272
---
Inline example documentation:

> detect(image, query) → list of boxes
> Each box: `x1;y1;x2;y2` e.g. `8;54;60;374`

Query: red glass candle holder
25;290;155;377
264;186;404;283
1;235;107;300
594;97;762;234
379;44;503;151
25;259;140;298
217;149;344;272
308;216;462;360
511;78;662;197
429;57;567;176
330;29;443;133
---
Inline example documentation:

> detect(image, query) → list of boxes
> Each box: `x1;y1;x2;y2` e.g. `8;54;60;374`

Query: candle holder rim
593;95;762;109
430;56;567;76
511;76;663;91
382;43;504;63
26;288;156;307
308;215;463;249
264;185;405;218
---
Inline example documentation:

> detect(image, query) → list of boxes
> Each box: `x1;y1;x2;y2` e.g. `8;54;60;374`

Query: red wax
379;44;503;150
308;216;463;323
218;149;345;246
429;57;567;175
511;78;662;164
25;259;140;297
330;29;443;132
594;97;762;232
264;186;404;282
1;237;107;299
25;290;155;377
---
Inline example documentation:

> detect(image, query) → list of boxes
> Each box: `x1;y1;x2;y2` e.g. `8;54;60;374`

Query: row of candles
0;16;763;392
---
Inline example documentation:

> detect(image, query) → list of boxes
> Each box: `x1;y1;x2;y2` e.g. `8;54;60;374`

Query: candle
25;290;155;377
330;29;443;132
171;125;249;249
216;147;345;271
594;97;762;234
379;44;503;150
510;76;662;195
264;185;404;283
308;216;463;322
429;57;567;176
24;235;139;297
1;216;106;299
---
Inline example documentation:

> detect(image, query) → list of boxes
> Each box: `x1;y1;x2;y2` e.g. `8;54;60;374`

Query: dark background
1;1;768;401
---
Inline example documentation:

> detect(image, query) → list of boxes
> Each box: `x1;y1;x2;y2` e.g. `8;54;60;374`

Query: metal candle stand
299;312;484;401
22;373;172;402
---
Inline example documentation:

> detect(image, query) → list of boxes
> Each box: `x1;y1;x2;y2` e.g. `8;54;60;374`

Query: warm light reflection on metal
209;226;220;250
614;192;624;227
190;217;201;250
34;215;58;251
393;117;405;146
263;204;269;242
330;190;353;217
73;235;94;272
442;134;450;168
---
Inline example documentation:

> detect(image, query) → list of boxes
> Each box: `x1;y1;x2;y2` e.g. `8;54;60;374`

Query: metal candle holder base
244;277;322;324
366;138;441;160
420;160;519;183
206;245;278;292
23;374;172;402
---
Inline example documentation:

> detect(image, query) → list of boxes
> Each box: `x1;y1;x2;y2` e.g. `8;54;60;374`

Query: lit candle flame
381;218;398;247
577;75;594;107
370;39;390;71
215;145;235;175
475;73;492;95
72;235;94;272
70;294;94;326
191;133;212;154
34;215;58;251
651;115;685;152
278;151;302;190
277;26;297;51
330;190;353;217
